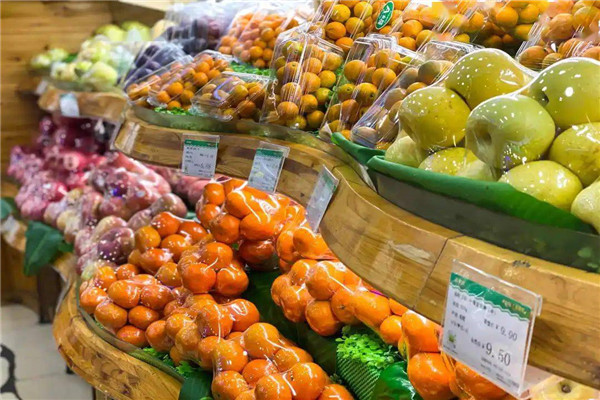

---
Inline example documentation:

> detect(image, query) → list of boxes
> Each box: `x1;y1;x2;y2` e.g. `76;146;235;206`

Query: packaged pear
350;40;477;149
516;0;600;70
261;32;345;132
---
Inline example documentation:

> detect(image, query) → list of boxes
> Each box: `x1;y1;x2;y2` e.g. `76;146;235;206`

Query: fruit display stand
38;85;128;124
114;111;600;389
53;253;182;400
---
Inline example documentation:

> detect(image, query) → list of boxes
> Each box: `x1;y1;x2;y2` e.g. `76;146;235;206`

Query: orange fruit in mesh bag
236;389;257;400
185;293;216;312
174;322;202;360
305;300;343;336
292;226;335;260
225;190;260;219
197;335;223;370
271;274;292;307
239;239;276;265
225;299;260;332
289;259;317;285
151;212;181;237
145;320;174;353
94;300;128;330
135;226;161;251
210;214;241;244
116;263;140;280
197;302;234;337
178;221;208;244
401;311;441;358
161;234;191;262
243;323;281;359
240;212;279;241
107;280;141;309
80;286;109;314
318;384;354;400
200;242;234;270
212;371;249;400
198;203;221;228
223;178;246;195
407;353;454;400
94;266;117;291
454;361;507;400
117;325;148;348
155;261;182;287
350;290;391;328
204;182;226;206
181;262;217;294
379;315;403;345
305;261;346;301
280;285;313;323
255;374;292;400
166;312;195;339
330;286;360;325
213;339;249;373
286;362;329;400
272;346;313;372
140;284;174;311
276;229;299;263
215;263;249;297
389;298;409;316
140;248;173;274
242;359;278;387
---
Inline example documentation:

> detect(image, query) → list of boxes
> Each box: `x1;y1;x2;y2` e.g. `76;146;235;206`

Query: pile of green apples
385;49;600;233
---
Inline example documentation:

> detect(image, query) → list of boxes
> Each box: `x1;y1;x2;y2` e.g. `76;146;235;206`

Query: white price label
181;137;219;178
442;271;539;398
306;167;339;231
35;79;49;96
248;144;288;193
59;93;80;117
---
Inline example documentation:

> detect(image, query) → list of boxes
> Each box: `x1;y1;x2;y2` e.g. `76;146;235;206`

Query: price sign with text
306;167;339;231
181;134;219;178
248;142;289;193
59;93;80;117
441;261;542;398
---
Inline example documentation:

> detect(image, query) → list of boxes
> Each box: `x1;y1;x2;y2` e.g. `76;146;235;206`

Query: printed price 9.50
485;343;512;366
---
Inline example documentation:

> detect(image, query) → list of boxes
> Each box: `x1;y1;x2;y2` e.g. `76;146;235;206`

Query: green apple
385;136;428;167
549;122;600;186
444;49;532;109
419;147;478;175
465;94;556;169
499;161;583;210
571;180;600;233
399;87;471;151
527;58;600;129
456;159;500;181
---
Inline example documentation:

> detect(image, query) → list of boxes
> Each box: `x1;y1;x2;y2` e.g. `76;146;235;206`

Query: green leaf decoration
179;370;213;400
0;197;17;220
371;362;422;400
24;221;71;276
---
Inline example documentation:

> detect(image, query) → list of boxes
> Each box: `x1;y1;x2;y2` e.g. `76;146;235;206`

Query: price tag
306;167;339;231
248;142;289;193
59;93;80;117
441;261;542;398
181;134;219;178
35;78;49;96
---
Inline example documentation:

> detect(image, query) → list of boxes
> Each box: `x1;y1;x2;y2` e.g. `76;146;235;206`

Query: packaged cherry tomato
148;51;233;111
516;0;600;70
192;71;269;122
217;3;304;68
319;34;420;141
261;32;345;132
350;40;477;149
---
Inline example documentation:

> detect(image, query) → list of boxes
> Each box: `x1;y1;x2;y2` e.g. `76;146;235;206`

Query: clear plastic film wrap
121;41;187;89
516;0;600;70
217;3;304;68
192;71;269;122
148;51;233;111
319;33;420;140
194;177;293;270
462;56;600;230
261;31;345;132
350;40;477;149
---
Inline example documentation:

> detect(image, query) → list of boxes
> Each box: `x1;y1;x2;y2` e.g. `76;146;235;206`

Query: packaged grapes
192;71;269;122
217;3;304;68
350;40;477;149
121;42;186;89
319;34;420;140
261;32;345;132
147;51;232;110
516;0;600;70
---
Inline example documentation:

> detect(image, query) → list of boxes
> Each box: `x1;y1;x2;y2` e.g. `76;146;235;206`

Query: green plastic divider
331;132;385;166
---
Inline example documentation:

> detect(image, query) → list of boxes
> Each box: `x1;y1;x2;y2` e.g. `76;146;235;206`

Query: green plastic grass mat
368;156;599;270
0;197;17;220
331;132;385;166
24;221;73;276
367;156;592;232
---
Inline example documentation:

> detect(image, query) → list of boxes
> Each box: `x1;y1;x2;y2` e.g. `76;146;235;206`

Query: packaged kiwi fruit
319;34;420;141
193;71;269;122
147;50;232;111
350;40;477;149
261;31;345;132
516;0;600;70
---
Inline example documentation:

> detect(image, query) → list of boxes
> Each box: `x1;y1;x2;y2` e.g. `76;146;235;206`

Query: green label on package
442;272;535;397
59;93;79;117
306;167;339;231
375;1;394;29
181;137;219;178
248;145;288;193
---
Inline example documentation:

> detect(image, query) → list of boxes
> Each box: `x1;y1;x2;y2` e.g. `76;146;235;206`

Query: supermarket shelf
116;0;174;12
38;85;127;123
114;111;600;389
52;254;181;400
